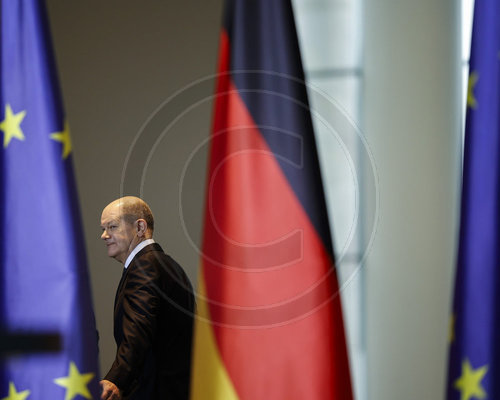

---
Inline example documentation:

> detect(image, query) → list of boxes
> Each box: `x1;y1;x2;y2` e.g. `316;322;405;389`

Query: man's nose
101;230;109;240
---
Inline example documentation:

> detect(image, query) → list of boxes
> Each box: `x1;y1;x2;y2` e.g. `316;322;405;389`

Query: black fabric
105;243;195;400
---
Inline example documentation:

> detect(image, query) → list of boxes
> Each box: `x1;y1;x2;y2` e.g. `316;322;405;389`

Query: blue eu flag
446;1;500;399
0;0;100;399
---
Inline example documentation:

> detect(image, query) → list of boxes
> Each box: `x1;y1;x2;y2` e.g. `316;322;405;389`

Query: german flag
190;1;353;399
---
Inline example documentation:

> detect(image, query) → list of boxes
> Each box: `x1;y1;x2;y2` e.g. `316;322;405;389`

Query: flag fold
190;1;353;399
0;1;100;398
446;1;500;399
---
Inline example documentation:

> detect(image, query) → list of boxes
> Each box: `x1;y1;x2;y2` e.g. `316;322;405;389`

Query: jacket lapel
113;243;163;312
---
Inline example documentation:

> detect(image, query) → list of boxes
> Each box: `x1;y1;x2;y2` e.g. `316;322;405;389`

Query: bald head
104;196;154;235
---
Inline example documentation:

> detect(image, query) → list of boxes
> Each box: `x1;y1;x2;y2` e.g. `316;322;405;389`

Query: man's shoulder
133;244;186;275
130;245;194;298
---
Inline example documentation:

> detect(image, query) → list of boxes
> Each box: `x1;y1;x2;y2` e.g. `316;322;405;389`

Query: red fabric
200;30;353;400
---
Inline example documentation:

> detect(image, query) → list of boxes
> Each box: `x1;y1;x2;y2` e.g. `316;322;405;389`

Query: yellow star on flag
454;358;488;400
53;361;94;400
0;104;26;148
1;382;30;400
50;120;72;159
467;71;479;109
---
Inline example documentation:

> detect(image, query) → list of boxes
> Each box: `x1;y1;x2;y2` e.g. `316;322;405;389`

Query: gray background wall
46;1;461;399
46;0;223;376
363;0;461;398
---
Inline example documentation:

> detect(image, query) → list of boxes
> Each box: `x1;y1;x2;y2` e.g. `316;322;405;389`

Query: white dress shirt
124;239;155;269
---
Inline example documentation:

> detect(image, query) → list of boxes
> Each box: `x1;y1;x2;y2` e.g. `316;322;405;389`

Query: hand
100;380;122;400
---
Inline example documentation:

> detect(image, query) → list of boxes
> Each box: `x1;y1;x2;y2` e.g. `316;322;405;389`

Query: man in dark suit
99;196;194;400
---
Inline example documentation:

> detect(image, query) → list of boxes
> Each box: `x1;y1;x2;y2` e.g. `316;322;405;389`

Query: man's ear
136;219;147;237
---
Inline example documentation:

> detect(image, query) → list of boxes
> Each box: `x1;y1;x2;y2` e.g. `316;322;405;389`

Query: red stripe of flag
194;2;353;399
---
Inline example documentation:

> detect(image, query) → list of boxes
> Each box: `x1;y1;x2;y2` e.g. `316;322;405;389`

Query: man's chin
107;248;117;259
107;252;124;264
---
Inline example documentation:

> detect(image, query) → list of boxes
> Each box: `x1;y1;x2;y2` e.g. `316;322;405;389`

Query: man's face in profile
100;205;137;264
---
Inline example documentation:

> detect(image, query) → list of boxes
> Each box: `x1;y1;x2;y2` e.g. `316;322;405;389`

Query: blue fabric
446;0;500;398
0;0;100;398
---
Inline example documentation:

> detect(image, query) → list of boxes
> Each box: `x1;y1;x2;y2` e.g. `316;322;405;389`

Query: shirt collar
124;238;155;269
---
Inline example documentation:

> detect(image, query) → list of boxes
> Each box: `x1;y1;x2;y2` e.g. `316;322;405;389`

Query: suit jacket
105;243;195;399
